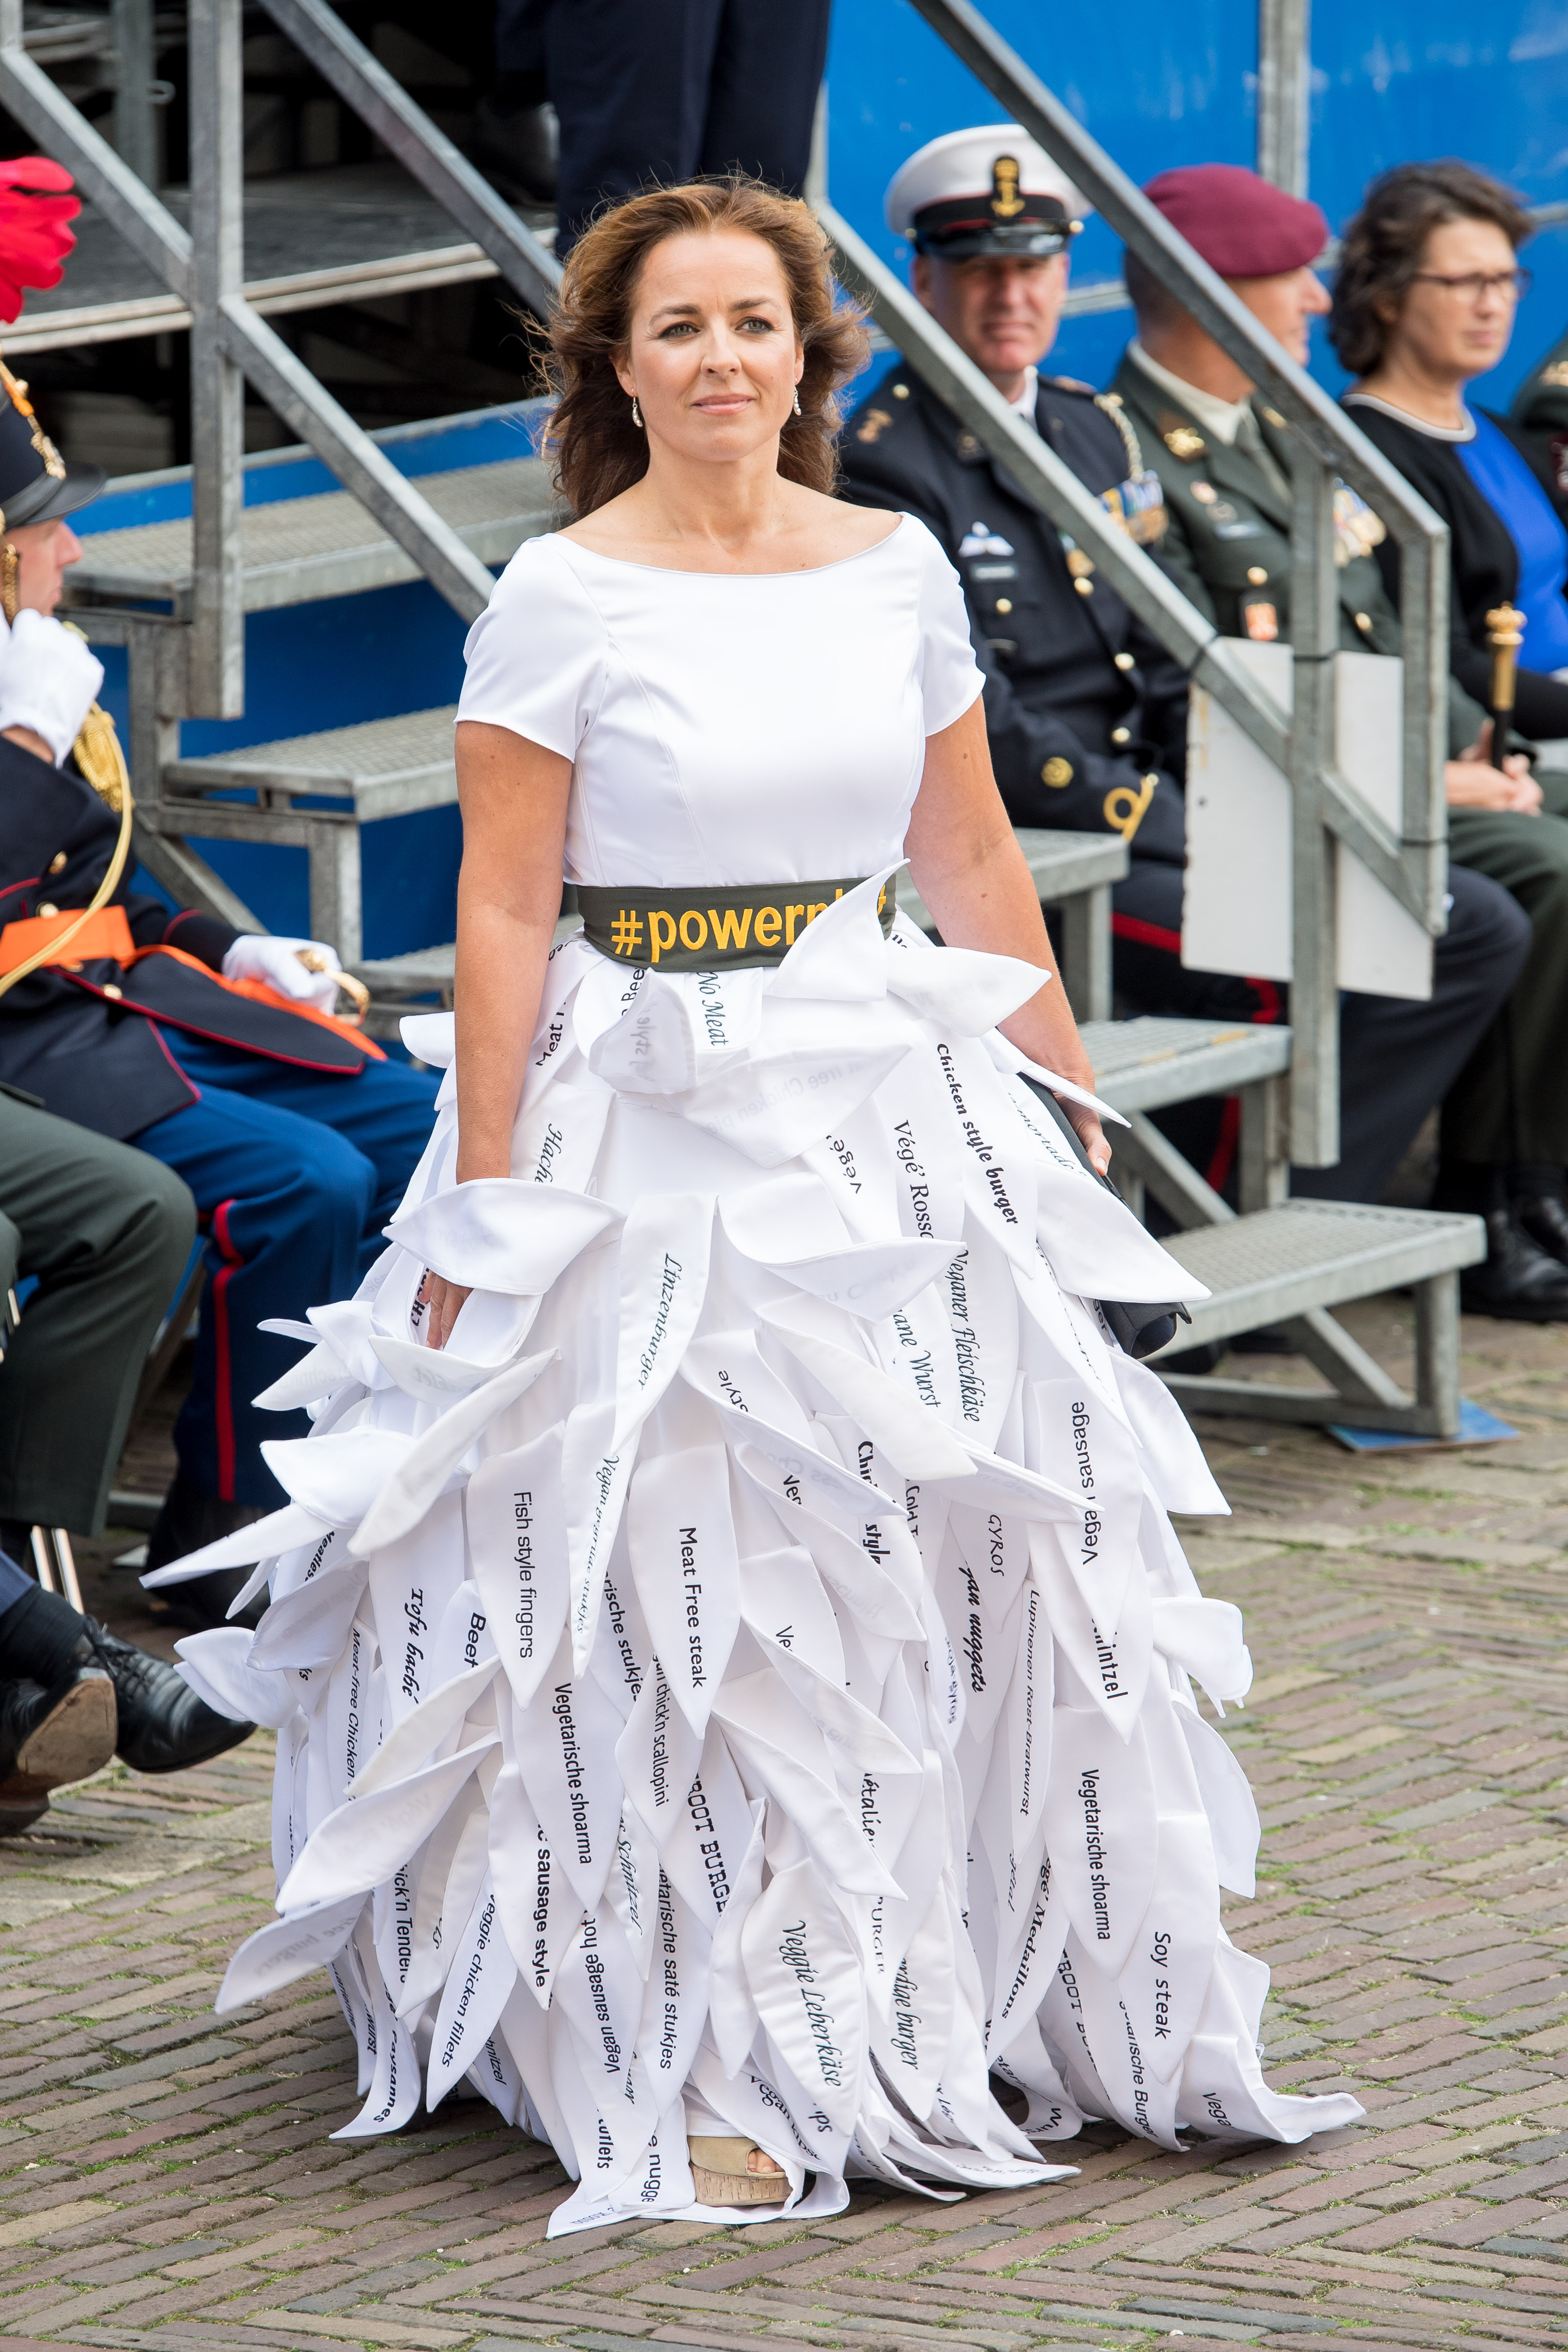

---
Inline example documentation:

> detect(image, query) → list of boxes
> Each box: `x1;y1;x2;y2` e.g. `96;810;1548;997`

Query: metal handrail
0;0;563;714
846;0;1457;1164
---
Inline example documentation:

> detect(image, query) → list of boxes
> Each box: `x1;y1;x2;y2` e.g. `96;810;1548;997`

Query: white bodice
455;515;983;888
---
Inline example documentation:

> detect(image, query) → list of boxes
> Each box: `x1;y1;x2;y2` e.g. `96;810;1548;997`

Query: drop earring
792;388;802;416
631;394;643;429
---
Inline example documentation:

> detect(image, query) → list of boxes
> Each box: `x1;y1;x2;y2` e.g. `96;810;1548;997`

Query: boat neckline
552;512;908;579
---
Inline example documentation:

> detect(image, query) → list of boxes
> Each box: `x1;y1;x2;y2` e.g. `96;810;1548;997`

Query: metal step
5;159;552;355
1084;1014;1292;1114
69;456;555;613
166;705;460;821
1159;1200;1483;1348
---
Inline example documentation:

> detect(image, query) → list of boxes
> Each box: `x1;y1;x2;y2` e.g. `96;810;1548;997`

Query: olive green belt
575;877;894;971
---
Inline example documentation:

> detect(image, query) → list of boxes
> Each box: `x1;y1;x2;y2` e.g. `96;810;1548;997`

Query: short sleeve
913;521;985;736
455;538;605;758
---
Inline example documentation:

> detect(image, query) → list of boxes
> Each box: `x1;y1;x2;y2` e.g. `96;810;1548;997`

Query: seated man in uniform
1113;162;1568;1320
0;373;440;1618
839;126;1529;1218
1;1095;252;1832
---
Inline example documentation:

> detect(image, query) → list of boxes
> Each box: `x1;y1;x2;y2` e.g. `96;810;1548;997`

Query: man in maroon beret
1111;162;1568;1320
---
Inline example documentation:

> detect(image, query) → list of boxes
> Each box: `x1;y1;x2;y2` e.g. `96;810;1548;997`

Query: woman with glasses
1331;162;1568;1303
1334;162;1568;735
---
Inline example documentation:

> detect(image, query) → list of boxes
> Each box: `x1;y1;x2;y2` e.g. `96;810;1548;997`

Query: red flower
0;156;80;324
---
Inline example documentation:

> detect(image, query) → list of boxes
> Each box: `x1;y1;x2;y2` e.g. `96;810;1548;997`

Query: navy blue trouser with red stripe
1110;860;1530;1203
133;1034;440;1506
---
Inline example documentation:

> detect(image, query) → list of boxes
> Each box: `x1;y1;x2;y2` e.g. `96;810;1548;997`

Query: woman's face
616;228;804;463
1386;216;1523;383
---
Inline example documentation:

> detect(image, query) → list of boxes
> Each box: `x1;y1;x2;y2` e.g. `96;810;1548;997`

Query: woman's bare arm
420;719;572;1347
903;698;1110;1175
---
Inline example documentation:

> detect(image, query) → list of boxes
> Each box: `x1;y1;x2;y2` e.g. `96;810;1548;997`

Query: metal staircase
6;0;1486;1437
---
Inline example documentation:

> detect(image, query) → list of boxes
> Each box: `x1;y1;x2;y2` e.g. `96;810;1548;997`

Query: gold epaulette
73;700;131;813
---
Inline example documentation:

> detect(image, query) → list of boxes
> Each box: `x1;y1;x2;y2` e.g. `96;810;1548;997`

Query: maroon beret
1141;164;1328;277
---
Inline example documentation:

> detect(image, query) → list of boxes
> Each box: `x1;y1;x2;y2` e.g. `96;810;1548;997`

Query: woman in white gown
154;177;1361;2229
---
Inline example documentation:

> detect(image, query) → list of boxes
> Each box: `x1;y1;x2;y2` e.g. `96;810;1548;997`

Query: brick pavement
2;1301;1565;2352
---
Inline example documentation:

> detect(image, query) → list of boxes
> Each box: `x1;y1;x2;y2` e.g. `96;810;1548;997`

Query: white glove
223;933;344;1013
0;609;104;764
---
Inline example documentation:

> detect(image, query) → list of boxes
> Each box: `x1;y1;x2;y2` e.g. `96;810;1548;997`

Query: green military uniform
1114;348;1568;1176
0;1085;195;1540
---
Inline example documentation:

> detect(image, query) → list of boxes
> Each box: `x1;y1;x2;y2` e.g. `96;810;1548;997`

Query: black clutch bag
1020;1076;1190;1363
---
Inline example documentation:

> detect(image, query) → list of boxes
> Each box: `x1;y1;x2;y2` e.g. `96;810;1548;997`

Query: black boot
0;1666;117;1832
1462;1204;1568;1322
1511;1167;1568;1268
71;1622;252;1775
145;1475;267;1633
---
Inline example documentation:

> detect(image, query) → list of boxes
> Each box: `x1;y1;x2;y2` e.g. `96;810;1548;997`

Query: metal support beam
1257;0;1311;196
1056;881;1112;1023
218;298;495;622
187;0;245;718
1288;454;1340;1164
261;0;560;317
111;0;158;186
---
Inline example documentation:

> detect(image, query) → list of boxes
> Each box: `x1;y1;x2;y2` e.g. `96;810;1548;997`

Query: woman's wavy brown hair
1329;161;1532;378
543;176;870;518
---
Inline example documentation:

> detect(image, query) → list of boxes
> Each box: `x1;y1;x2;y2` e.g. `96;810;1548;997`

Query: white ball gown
154;516;1361;2231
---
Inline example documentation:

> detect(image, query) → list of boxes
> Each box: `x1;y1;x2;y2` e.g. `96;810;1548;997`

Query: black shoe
72;1623;252;1774
145;1475;268;1632
470;93;558;205
0;1666;117;1830
1515;1186;1568;1269
1460;1205;1568;1322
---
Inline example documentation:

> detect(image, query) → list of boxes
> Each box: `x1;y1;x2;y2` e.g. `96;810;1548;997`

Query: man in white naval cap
841;123;1189;864
839;125;1532;1216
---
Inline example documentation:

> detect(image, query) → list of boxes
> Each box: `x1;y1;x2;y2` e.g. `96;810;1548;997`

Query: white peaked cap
884;123;1090;239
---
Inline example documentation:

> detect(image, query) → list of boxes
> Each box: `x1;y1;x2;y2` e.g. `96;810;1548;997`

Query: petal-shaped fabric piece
174;1629;287;1728
886;943;1050;1036
1150;1596;1253;1706
349;1658;501;1801
263;1428;413;1529
253;1340;351;1412
1176;1704;1261;1898
216;1894;365;2013
351;1349;556;1553
142;1500;330;1588
250;1562;369;1674
276;1737;497;1913
768;867;897;1003
762;1306;976;1481
387;1180;621;1295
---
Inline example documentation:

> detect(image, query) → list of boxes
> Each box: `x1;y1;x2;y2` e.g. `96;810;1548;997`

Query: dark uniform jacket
838;362;1189;863
1343;397;1568;742
1113;352;1487;754
1510;332;1568;480
0;732;374;1142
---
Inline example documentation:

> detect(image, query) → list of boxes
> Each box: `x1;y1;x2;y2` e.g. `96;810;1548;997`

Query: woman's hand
904;700;1112;1177
416;1270;472;1351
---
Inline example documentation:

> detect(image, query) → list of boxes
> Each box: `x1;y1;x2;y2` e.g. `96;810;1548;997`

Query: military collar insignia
855;405;894;445
1160;414;1207;462
1259;403;1287;429
955;429;984;463
991;155;1025;219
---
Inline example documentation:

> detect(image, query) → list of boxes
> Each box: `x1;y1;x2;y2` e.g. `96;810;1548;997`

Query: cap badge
1539;359;1568;391
990;155;1025;220
1191;481;1217;504
1162;422;1206;462
0;358;66;481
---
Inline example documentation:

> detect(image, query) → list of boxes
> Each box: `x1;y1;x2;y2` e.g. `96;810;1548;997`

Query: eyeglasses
1410;266;1532;304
